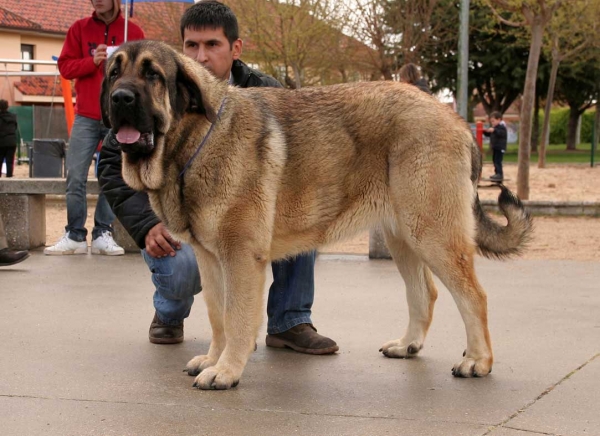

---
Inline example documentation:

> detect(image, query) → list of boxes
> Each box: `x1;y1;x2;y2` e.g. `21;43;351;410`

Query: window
21;44;34;71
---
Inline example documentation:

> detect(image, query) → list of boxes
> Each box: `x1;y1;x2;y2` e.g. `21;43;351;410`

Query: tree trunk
517;22;545;200
566;107;579;150
532;94;540;153
595;104;600;152
381;67;393;81
539;55;560;168
292;64;303;89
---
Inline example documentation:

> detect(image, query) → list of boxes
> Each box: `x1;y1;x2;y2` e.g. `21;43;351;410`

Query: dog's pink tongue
116;126;141;144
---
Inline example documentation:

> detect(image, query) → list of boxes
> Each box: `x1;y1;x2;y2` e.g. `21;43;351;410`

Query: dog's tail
470;142;533;259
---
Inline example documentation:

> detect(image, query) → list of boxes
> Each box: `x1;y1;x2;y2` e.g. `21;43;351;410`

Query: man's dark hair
490;111;503;120
0;99;8;112
180;1;239;47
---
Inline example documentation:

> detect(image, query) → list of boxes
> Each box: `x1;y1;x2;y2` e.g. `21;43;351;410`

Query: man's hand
145;223;181;258
93;44;108;66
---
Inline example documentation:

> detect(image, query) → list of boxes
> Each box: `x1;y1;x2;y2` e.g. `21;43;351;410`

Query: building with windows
0;0;187;143
0;0;186;105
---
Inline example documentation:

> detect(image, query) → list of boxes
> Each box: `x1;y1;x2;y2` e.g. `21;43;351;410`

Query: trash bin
29;139;66;177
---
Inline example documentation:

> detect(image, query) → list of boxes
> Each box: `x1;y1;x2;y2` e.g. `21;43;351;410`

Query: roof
0;0;85;34
127;2;188;44
15;76;76;98
1;1;189;98
0;0;188;42
0;7;41;31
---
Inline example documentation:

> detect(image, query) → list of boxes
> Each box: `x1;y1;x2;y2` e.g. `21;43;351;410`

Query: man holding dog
98;0;338;354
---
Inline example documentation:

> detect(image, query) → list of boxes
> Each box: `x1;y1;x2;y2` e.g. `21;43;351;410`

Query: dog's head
101;40;220;190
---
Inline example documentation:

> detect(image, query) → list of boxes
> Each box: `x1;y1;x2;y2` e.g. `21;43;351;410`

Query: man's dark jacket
0;111;18;148
483;123;508;151
98;60;283;249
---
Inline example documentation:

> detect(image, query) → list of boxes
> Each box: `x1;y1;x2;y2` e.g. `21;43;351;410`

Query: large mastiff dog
101;41;532;390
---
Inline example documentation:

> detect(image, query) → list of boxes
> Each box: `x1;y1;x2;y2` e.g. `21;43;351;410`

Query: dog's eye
146;70;160;81
109;67;119;80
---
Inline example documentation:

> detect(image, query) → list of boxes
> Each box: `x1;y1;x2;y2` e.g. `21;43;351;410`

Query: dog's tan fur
102;41;532;390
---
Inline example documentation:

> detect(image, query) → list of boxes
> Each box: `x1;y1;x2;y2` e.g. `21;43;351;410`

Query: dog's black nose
111;89;135;107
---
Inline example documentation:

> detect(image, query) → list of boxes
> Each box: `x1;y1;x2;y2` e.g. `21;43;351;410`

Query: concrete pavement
1;251;598;436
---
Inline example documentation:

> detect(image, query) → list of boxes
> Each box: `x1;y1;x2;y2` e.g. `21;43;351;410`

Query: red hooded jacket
58;9;144;120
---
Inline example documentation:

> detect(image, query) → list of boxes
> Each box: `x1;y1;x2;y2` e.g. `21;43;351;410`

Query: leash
178;97;227;181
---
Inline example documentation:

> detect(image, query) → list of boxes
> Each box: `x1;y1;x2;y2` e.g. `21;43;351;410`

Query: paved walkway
1;252;598;435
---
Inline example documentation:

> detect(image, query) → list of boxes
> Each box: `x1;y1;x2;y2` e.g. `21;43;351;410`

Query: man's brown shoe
266;323;338;355
149;313;183;344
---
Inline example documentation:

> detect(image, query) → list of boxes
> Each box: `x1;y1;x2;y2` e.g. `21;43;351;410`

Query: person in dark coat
0;99;18;178
0;99;29;265
399;63;432;95
483;111;508;181
98;1;338;354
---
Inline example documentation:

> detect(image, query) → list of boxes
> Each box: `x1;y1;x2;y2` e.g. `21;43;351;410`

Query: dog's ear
174;56;217;123
100;69;112;128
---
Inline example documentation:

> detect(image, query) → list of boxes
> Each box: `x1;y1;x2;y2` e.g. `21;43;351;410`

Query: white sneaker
44;232;88;255
91;232;125;256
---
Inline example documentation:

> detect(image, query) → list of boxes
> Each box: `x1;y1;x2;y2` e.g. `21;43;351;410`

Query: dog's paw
451;356;492;378
184;354;217;377
192;366;240;390
379;339;422;358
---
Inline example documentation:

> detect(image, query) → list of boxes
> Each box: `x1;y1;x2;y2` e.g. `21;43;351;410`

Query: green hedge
541;108;596;145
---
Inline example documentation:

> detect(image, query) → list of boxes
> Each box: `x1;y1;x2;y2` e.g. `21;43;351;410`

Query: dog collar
178;97;227;181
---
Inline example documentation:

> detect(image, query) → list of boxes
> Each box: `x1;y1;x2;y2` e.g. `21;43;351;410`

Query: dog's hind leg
185;244;227;377
192;245;268;390
379;228;438;358
421;242;493;378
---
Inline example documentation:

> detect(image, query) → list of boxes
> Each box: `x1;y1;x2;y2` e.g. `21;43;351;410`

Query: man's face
182;27;242;81
91;0;114;16
490;117;501;127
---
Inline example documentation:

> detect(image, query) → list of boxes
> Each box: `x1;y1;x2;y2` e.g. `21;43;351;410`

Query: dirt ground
9;162;600;262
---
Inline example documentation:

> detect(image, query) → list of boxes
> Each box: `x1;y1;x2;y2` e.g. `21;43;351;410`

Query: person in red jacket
45;0;144;256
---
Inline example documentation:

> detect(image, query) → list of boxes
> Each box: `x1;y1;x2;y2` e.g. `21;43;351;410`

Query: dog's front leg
193;249;267;390
185;245;227;376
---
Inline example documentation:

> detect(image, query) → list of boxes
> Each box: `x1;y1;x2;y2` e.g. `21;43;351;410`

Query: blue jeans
143;243;315;333
142;244;202;325
65;115;115;242
266;251;315;334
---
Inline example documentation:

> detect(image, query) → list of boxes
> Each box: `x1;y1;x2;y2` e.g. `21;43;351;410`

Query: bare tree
386;0;449;65
487;0;563;199
538;0;597;168
342;0;453;81
229;0;351;88
341;0;397;80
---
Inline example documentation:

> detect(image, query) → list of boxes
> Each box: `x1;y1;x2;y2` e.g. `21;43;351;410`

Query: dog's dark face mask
100;40;216;160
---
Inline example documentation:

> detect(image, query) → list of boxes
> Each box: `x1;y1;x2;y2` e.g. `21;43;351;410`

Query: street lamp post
457;0;470;120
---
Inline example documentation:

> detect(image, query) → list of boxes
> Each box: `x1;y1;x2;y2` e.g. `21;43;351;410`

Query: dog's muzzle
110;88;155;155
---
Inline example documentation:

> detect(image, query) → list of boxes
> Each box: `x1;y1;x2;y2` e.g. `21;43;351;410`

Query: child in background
483;111;507;181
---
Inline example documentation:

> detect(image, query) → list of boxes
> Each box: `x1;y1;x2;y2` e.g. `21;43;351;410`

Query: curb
43;197;600;217
369;200;600;259
481;200;600;217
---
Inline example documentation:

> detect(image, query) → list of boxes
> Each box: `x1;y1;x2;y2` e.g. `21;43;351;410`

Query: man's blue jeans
142;244;202;324
65;115;115;242
266;251;315;334
142;244;315;334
